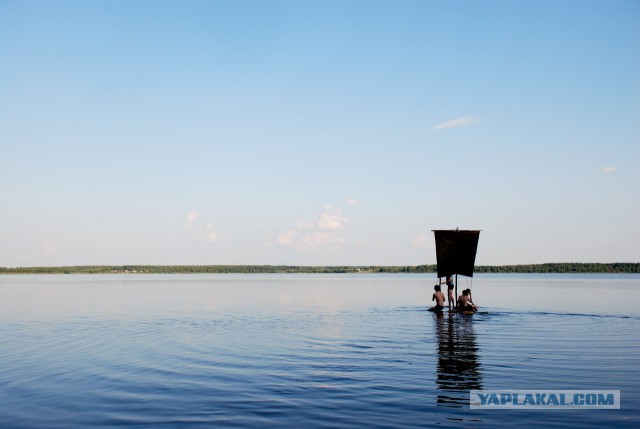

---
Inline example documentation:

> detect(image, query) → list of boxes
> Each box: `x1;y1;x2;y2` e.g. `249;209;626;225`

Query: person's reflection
434;313;483;407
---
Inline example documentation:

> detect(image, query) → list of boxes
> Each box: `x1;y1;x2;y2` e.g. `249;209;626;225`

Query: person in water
457;289;476;312
464;288;477;310
432;284;445;312
446;276;455;310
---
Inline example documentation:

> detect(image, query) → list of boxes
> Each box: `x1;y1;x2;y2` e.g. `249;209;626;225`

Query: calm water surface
1;274;639;428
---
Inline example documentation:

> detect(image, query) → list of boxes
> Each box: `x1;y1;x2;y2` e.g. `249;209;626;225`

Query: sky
1;0;638;267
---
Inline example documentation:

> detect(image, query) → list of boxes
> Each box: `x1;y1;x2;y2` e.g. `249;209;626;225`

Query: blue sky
1;0;638;266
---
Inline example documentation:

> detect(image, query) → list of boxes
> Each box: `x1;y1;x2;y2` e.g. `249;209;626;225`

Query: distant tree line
0;263;638;274
474;263;639;273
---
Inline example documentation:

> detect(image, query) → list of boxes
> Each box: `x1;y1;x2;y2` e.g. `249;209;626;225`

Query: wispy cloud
347;197;358;205
277;230;295;246
298;231;347;248
185;210;199;230
317;205;347;230
278;205;349;249
431;116;477;131
203;222;220;242
601;166;618;174
185;210;221;242
411;232;433;248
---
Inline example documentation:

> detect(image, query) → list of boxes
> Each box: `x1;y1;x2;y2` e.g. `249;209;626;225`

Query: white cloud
347;197;358;205
601;166;617;174
184;210;221;242
185;210;198;230
278;205;349;249
277;230;295;246
431;116;477;131
299;231;347;249
317;205;346;230
203;222;220;242
296;220;316;230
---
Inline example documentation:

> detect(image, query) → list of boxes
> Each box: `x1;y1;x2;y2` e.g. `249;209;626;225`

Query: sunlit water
1;274;639;428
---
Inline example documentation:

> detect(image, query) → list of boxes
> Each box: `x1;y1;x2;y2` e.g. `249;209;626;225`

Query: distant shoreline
0;263;638;274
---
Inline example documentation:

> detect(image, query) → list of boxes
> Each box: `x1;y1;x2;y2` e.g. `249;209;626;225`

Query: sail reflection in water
434;314;483;407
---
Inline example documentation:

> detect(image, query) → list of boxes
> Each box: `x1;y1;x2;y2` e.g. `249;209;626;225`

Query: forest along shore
0;263;638;274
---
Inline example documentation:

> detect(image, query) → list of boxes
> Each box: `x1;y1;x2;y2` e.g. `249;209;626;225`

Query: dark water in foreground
1;274;639;428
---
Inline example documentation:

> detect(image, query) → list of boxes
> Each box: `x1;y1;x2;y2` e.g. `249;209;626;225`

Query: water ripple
1;276;639;428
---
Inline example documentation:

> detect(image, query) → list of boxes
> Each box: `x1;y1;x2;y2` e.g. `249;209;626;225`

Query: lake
0;274;638;428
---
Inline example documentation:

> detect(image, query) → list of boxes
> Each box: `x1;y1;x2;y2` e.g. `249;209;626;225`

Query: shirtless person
457;289;475;312
431;285;445;312
464;289;477;310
